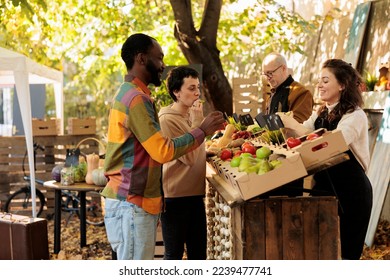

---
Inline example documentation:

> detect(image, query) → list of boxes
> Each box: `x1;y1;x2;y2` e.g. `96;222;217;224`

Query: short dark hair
166;66;199;102
121;33;157;70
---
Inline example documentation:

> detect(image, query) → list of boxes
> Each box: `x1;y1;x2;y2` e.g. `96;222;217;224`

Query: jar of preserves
61;167;74;186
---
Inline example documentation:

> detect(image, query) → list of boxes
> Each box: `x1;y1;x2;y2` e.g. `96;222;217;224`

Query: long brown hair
318;59;364;120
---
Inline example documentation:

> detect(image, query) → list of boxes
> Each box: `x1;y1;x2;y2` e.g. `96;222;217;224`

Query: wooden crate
231;196;340;260
67;117;96;135
32;118;60;136
206;182;341;260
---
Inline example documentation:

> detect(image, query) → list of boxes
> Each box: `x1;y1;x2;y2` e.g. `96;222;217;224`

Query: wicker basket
76;137;106;159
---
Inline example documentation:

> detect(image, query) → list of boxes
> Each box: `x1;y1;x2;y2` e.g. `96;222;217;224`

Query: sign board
365;91;390;247
344;2;372;68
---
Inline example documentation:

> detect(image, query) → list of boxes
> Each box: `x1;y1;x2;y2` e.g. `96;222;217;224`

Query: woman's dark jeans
161;196;207;260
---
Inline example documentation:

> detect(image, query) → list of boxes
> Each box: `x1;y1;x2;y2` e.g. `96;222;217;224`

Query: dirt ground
46;215;390;260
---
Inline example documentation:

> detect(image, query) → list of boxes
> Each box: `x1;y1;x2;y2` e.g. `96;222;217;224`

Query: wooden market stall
205;129;351;260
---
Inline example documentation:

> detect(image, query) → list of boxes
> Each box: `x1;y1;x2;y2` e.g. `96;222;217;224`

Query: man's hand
199;111;225;136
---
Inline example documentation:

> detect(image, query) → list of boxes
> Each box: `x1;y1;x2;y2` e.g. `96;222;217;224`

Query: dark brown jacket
266;76;313;123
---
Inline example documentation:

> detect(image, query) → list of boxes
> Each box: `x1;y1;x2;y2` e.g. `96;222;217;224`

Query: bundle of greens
258;129;284;145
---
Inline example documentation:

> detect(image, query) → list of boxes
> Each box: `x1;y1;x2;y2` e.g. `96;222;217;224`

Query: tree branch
170;0;197;37
198;0;222;49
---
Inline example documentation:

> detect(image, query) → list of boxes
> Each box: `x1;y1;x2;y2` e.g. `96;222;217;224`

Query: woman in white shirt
279;59;373;260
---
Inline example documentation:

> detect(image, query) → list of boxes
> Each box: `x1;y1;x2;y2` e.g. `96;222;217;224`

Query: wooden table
43;180;104;254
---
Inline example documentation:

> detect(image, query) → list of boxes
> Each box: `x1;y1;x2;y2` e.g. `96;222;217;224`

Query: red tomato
220;149;233;161
286;137;302;148
241;144;256;155
306;133;320;141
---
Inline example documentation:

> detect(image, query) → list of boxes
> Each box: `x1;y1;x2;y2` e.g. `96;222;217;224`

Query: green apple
230;156;242;168
256;146;271;159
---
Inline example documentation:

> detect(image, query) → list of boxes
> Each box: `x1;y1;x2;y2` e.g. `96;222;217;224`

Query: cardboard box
211;158;233;184
32;118;60;136
208;145;307;201
67;117;96;135
291;129;349;168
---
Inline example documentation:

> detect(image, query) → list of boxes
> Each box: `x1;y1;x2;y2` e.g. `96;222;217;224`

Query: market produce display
52;154;106;186
206;113;349;201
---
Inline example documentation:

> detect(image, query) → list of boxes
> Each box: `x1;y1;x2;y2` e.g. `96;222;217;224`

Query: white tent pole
54;82;64;134
14;70;37;218
1;47;64;219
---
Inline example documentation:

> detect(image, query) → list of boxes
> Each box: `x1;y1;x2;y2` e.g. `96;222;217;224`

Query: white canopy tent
0;47;63;217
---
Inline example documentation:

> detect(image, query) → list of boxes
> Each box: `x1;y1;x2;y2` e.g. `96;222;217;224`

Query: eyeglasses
261;65;283;78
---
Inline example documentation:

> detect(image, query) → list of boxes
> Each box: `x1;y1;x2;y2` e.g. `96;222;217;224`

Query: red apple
286;137;302;148
241;141;254;149
242;144;256;155
220;149;233;161
306;133;320;141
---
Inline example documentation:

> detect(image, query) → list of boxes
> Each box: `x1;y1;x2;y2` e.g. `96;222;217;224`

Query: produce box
32;118;60;136
208;145;307;201
67;117;96;135
290;129;349;169
211;158;233;184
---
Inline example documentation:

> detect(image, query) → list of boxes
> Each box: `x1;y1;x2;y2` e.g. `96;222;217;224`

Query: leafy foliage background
0;0;319;134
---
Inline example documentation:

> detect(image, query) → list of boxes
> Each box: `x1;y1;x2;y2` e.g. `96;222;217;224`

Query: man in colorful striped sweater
101;33;225;260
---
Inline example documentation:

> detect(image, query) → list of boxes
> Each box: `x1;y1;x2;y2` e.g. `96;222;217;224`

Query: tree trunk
169;0;233;115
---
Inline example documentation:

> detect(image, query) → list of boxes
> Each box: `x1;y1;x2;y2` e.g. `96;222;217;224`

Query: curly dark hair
166;66;199;102
318;59;364;120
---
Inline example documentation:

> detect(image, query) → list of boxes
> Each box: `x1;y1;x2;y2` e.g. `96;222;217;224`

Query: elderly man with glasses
262;52;313;123
260;52;313;198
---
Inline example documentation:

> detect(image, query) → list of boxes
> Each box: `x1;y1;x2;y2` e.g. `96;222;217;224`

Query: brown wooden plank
0;135;100;199
233;86;258;94
232;77;257;85
265;198;283;259
0;157;23;164
282;198;304;259
231;205;243;260
243;200;265;259
302;197;320;259
0;137;26;147
318;197;340;259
